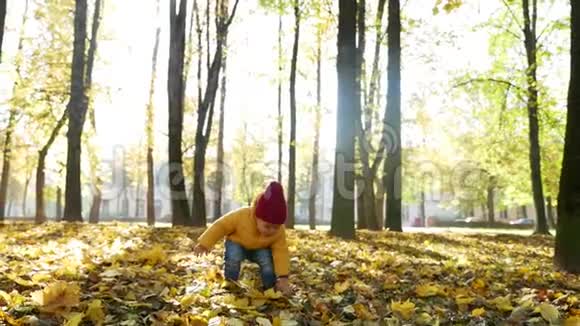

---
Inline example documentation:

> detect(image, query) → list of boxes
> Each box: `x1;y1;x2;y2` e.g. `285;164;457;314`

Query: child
193;181;291;294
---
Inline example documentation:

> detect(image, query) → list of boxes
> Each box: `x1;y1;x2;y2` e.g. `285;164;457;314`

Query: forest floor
0;222;578;325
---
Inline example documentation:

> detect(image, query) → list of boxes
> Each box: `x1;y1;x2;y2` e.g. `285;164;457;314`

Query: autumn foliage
0;223;578;325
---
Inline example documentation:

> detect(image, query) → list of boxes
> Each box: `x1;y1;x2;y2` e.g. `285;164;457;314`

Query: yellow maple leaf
0;290;12;306
139;245;166;265
489;296;513;312
415;312;433;325
31;273;52;284
537;303;560;324
85;299;105;325
415;284;443;297
8;274;34;287
471;307;486;317
353;303;376;320
30;281;80;313
472;278;486;291
391;300;415;320
456;295;475;306
264;288;283;299
334;280;350;294
63;312;84;326
180;294;197;307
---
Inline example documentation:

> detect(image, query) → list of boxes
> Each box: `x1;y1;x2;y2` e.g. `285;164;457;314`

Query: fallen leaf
256;317;272;326
391;300;415;320
85;299;105;325
63;312;84;326
416;284;443;297
489;295;514;312
471;307;485;317
30;281;80;313
537;303;560;324
334;280;350;294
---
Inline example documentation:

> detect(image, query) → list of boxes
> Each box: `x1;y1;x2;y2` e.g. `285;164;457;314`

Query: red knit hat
255;181;287;225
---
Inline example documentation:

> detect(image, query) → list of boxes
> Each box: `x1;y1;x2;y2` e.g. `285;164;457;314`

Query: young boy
193;181;291;294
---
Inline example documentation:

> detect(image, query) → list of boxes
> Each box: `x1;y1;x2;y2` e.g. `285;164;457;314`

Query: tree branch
501;0;524;32
452;78;524;92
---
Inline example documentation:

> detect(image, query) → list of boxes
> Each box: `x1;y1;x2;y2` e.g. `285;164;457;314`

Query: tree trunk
135;181;141;217
522;0;549;235
277;6;283;183
356;179;367;229
147;0;161;227
35;155;47;223
35;109;68;223
308;32;322;231
555;0;580;273
375;182;384;228
206;0;210;72
0;110;15;221
547;196;556;228
0;0;30;221
85;0;103;224
22;171;31;217
487;177;496;224
521;205;528;218
420;190;426;226
168;0;192;226
88;189;101;223
195;0;203;109
287;0;300;229
56;186;62;221
0;0;6;63
384;0;402;232
214;33;228;220
354;0;380;231
192;0;239;227
64;0;89;222
367;0;387;133
501;209;508;220
330;0;357;240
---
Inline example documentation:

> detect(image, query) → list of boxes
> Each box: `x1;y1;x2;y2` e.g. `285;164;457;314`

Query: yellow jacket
196;206;290;277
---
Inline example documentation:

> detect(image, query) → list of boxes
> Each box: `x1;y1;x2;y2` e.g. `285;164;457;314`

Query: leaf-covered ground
0;223;579;325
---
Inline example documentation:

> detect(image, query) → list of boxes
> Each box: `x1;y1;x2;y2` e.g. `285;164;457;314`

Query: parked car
509;218;535;225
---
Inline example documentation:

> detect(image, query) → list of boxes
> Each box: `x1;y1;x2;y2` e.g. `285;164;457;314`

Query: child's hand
193;244;209;256
275;277;292;295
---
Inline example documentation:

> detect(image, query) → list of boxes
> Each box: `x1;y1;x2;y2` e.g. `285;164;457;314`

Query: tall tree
330;0;357;239
191;0;239;226
86;0;103;224
486;176;496;224
555;0;580;273
308;28;322;230
287;0;300;229
0;0;30;221
146;0;161;226
36;110;68;223
214;33;228;219
63;0;89;222
0;0;6;62
168;0;192;226
522;0;550;235
383;0;402;231
277;3;283;183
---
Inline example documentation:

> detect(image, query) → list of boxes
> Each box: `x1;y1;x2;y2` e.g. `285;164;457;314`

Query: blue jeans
224;240;276;289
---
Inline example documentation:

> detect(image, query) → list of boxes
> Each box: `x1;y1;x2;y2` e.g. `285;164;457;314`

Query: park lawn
0;222;578;325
